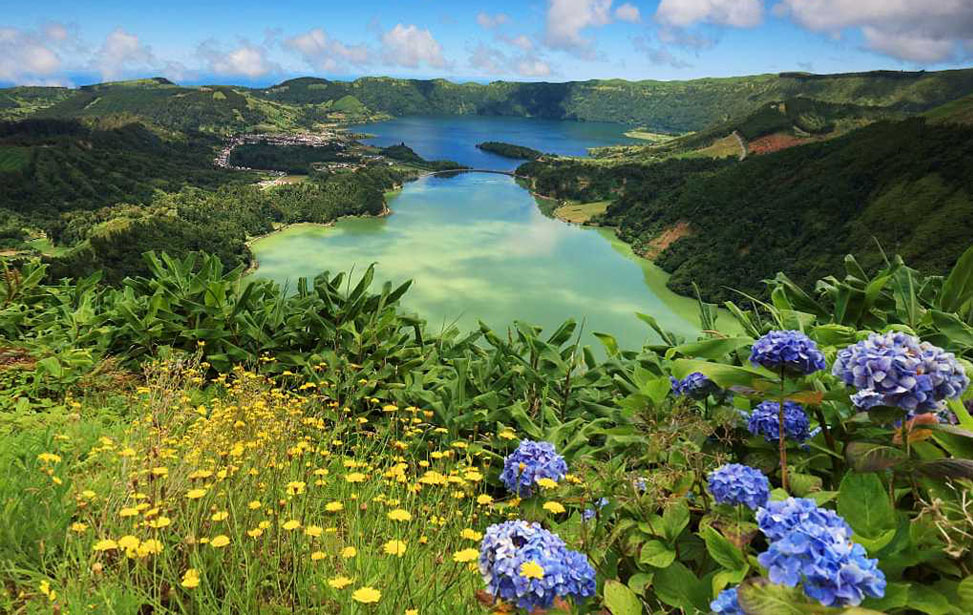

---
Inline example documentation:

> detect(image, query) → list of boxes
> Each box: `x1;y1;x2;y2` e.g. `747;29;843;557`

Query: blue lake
348;115;638;171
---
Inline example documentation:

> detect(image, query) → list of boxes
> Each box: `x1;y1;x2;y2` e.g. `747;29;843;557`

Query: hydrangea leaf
917;459;973;482
844;441;907;473
660;501;690;543
664;336;754;360
652;561;706;612
626;572;653;597
939;245;973;313
957;576;973;610
701;526;747;571
736;579;811;615
603;579;642;615
672;358;778;390
639;539;676;568
907;583;955;615
838;473;897;539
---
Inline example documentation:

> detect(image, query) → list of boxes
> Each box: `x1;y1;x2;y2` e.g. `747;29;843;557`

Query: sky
2;0;973;88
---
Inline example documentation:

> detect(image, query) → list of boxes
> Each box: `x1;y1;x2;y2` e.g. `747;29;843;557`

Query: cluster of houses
213;131;344;171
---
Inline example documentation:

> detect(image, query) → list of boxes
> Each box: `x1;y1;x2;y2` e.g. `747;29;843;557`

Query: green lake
250;171;711;349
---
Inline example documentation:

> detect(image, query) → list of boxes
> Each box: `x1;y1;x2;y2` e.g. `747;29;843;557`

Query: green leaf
702;526;747;571
713;567;748;595
908;584;954;615
627;572;654;597
737;579;811;615
838;473;897;539
957;576;973;610
660;501;690;543
593;332;620;357
603;579;643;615
939;245;973;313
671;358;778;390
844;441;907;473
917;459;973;481
666;337;753;360
652;561;703;612
639;539;676;568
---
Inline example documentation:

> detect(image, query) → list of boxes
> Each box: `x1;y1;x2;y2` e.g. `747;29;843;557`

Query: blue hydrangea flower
747;401;812;443
750;330;826;376
711;586;744;615
478;520;596;612
582;497;609;521
756;498;886;607
671;372;719;399
833;332;969;413
707;463;770;510
500;440;568;497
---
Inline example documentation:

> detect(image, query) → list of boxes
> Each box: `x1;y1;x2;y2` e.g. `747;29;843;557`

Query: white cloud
633;35;693;68
497;33;534;51
615;3;642;23
96;28;156;80
284;28;370;72
775;0;973;63
198;40;279;78
476;12;510;29
0;26;64;84
380;24;447;69
468;44;553;77
655;0;764;28
544;0;614;54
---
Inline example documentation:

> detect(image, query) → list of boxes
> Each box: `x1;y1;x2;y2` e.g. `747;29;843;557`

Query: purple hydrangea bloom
708;463;770;510
756;498;886;607
750;330;826;376
833;332;969;413
747;401;812;443
671;372;719;399
500;440;568;497
479;520;596;612
711;586;744;615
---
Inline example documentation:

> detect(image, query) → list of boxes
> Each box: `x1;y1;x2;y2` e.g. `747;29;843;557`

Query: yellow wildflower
210;535;230;548
328;576;353;589
352;586;381;603
543;501;566;514
341;546;357;558
520;561;545;580
383;539;407;556
387;509;412;522
453;548;479;563
181;569;200;589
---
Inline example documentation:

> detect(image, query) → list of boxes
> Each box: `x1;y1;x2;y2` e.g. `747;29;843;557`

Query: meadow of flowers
2;249;973;615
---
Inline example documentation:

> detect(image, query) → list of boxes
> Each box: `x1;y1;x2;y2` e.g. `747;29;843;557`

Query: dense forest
476;141;543;160
521;117;973;302
6;68;973;135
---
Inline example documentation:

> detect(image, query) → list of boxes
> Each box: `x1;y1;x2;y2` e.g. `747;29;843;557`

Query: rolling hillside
4;68;973;134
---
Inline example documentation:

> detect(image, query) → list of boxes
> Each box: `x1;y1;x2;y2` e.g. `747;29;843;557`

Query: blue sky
2;1;972;87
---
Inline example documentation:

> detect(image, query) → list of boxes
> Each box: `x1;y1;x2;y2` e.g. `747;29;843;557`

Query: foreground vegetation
1;243;972;614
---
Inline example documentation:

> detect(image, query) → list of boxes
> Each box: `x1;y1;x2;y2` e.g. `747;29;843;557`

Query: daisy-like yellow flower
69;522;88;533
117;535;140;551
150;467;169;477
520;560;545;580
146;516;171;529
406;610;418;615
325;501;344;512
247;500;261;510
37;452;62;464
328;576;353;589
452;548;479;563
460;528;482;541
498;429;516;440
119;507;140;517
92;539;117;552
344;472;366;483
211;511;229;522
210;535;230;548
137;539;163;556
304;525;323;537
535;478;558;489
476;494;494;505
310;551;326;561
383;539;407;556
341;546;357;558
282;519;301;531
181;569;200;589
285;481;306;495
543;501;566;514
352;586;381;603
387;509;412;522
247;528;264;538
186;489;207;500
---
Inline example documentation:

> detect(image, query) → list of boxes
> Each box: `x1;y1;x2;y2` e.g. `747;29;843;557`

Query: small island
476;141;544;160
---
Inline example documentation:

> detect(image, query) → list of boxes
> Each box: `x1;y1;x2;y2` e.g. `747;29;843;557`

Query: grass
0;146;30;172
680;134;742;159
0;358;590;614
623;130;678;144
553;201;610;224
27;237;69;257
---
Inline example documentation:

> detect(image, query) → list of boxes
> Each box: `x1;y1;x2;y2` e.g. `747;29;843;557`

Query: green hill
521;117;973;302
5;68;973;134
925;93;973;125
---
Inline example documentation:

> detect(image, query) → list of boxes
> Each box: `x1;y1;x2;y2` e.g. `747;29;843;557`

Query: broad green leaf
957;576;973;610
908;584;954;615
627;572;654;597
737;579;811;615
844;441;907;473
660;501;690;543
666;336;753;360
917;459;973;481
603;579;643;615
939;245;973;313
701;526;746;571
671;359;778;389
639;539;676;568
838;473;896;539
652;561;703;612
